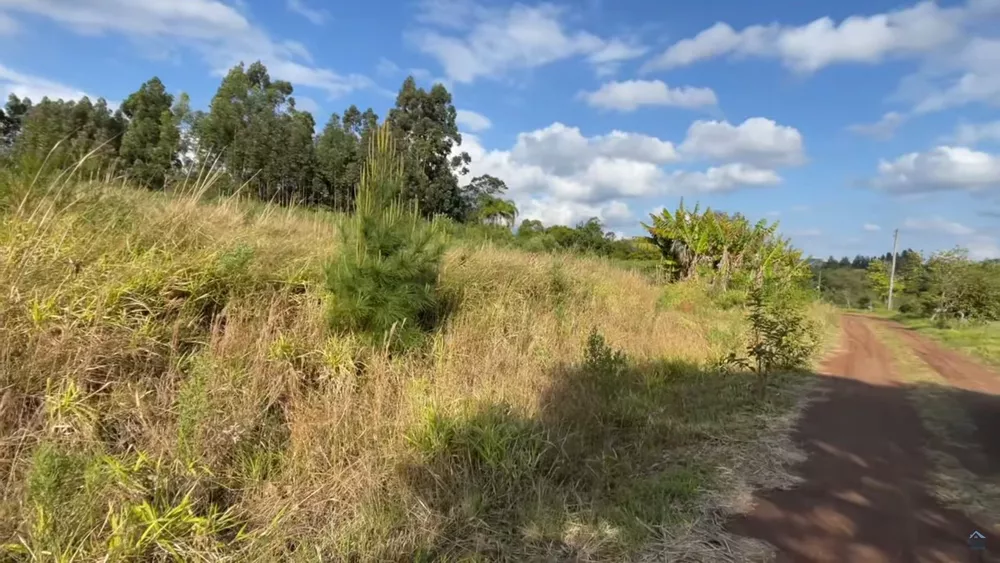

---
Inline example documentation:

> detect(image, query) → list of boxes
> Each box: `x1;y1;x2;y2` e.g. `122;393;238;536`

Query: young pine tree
324;123;444;350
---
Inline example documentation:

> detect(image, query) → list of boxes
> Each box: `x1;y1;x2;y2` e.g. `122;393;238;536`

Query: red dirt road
727;315;1000;562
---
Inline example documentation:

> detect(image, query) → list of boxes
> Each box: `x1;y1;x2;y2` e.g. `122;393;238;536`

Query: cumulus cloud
679;117;805;167
902;216;975;235
579;79;717;112
456;118;792;227
0;63;94;103
669;163;781;193
519;197;634;229
0;0;372;98
863;223;882;232
872;146;1000;193
642;0;1000;113
456;109;492;132
509;123;679;176
286;0;329;25
642;1;969;73
848;112;907;140
409;2;646;83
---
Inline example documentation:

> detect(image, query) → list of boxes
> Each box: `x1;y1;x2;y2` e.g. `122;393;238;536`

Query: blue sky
1;0;1000;260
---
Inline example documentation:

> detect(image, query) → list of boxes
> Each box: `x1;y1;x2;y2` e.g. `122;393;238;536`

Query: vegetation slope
0;170;836;561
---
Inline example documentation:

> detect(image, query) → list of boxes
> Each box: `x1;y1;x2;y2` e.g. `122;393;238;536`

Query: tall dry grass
0;169;837;561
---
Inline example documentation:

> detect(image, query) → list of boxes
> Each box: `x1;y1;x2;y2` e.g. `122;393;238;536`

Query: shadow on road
727;314;1000;563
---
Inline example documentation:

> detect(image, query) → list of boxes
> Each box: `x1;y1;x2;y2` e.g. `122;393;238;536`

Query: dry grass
868;323;1000;535
0;176;837;561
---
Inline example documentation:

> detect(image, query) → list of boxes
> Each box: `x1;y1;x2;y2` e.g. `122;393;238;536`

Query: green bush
584;327;628;379
325;124;444;350
712;288;748;310
725;284;817;375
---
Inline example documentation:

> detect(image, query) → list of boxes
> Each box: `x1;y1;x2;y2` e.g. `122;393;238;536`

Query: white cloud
286;0;329;25
950;120;1000;145
902;216;975;236
509;123;678;177
667;163;781;193
587;39;649;76
452;115;805;228
642;1;969;73
642;0;1000;113
873;146;1000;193
457;122;785;225
863;223;882;232
0;63;94;102
519;197;634;228
848;111;907;140
0;0;371;98
968;234;1000;259
579;79;717;112
642;22;767;72
0;11;18;34
679;117;805;167
292;95;319;115
456;109;492;132
908;37;1000;113
409;2;645;83
376;57;401;77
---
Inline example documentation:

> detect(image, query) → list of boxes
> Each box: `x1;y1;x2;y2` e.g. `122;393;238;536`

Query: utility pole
888;228;899;310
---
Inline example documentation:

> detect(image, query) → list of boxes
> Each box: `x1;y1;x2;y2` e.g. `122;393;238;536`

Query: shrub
725;284;817;375
584;327;628;379
324;124;444;350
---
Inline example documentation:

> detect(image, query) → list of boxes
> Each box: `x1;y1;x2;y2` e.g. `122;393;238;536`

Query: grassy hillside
0;180;837;561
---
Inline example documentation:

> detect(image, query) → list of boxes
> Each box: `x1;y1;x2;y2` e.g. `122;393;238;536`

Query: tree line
812;248;1000;322
0;60;818;291
0;61;516;225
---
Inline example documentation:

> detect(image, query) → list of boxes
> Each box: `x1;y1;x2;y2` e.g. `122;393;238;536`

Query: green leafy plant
724;285;817;377
644;200;808;289
584;327;628;379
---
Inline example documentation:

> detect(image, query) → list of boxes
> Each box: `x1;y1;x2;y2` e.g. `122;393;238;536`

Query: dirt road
727;315;1000;562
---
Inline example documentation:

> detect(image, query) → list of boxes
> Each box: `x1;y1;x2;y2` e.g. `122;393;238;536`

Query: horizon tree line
0;61;516;226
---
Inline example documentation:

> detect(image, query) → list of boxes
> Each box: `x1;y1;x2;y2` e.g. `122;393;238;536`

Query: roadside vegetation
812;247;1000;365
1;60;836;561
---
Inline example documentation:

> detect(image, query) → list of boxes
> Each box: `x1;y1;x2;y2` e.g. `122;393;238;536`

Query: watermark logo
969;530;986;551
